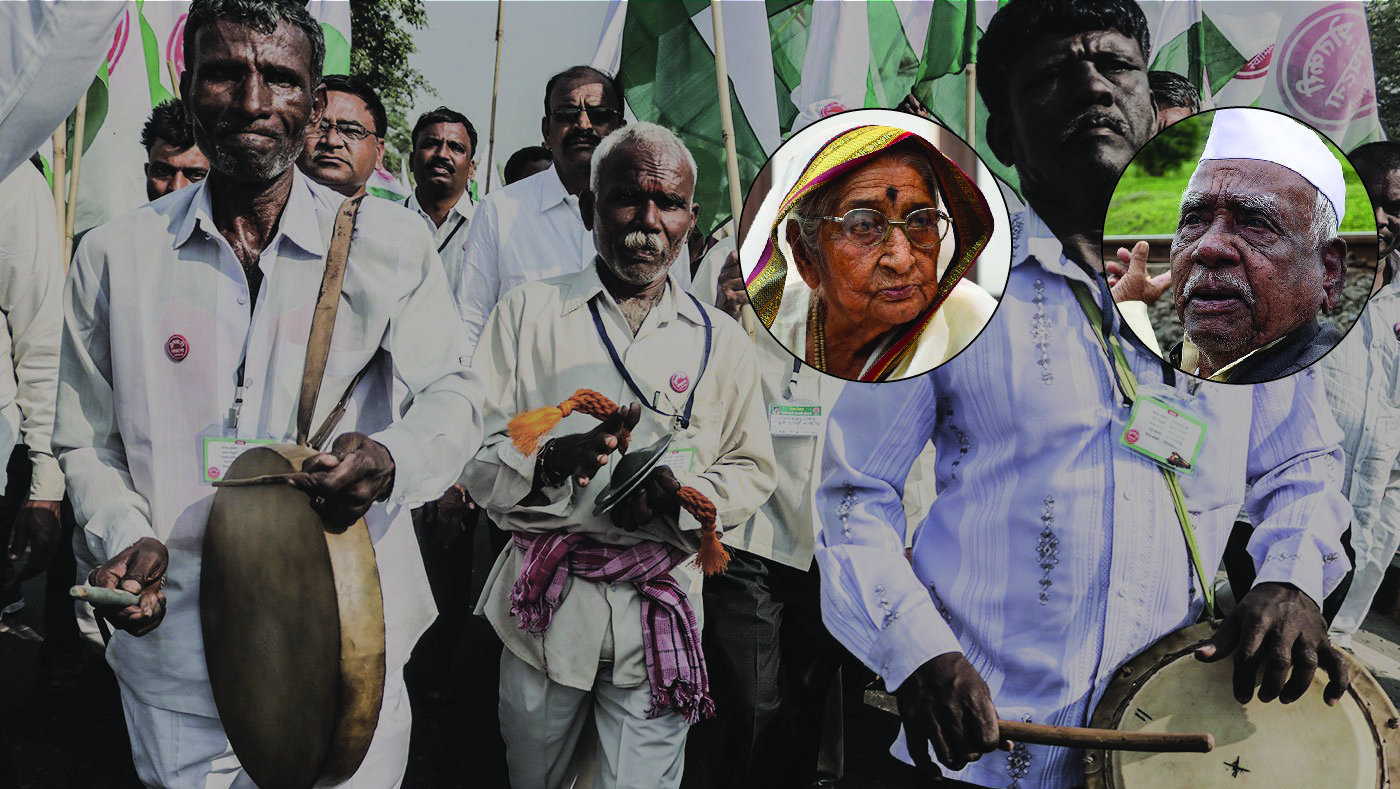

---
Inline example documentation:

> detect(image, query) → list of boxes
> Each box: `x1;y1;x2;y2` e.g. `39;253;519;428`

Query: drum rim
1084;621;1399;789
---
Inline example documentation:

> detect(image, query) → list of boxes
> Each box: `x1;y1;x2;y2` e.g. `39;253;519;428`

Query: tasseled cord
506;388;730;575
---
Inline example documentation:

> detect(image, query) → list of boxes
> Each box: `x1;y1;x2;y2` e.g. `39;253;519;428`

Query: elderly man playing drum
815;2;1352;788
52;1;482;786
466;122;775;789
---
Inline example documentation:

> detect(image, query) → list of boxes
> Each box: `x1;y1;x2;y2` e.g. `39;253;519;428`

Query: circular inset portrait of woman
741;109;1012;382
1103;106;1379;384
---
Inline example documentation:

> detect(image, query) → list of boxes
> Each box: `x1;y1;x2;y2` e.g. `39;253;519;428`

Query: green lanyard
1069;280;1215;615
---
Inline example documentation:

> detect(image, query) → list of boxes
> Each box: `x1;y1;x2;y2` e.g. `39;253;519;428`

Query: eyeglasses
309;119;378;142
808;207;952;249
549;106;624;126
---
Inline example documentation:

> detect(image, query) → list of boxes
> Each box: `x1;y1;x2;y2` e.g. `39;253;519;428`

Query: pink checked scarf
509;531;715;723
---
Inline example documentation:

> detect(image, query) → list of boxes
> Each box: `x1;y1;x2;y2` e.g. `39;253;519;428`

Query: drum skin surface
201;444;386;789
1086;622;1400;788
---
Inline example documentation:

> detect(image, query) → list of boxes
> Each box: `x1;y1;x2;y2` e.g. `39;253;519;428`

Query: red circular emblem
669;372;690;393
1276;4;1375;132
819;101;849;118
106;9;131;74
208;467;221;479
1125;429;1141;445
166;334;189;362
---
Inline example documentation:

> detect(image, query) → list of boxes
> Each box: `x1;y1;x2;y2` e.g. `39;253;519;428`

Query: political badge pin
166;334;189;362
670;372;690;393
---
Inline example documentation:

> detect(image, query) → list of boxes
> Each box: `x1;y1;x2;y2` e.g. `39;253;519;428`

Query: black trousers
693;548;847;789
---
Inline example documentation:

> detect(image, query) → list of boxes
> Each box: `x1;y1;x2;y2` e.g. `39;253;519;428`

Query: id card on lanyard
588;292;713;432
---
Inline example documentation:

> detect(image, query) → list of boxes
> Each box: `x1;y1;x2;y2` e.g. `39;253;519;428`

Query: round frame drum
1086;622;1400;788
201;444;386;789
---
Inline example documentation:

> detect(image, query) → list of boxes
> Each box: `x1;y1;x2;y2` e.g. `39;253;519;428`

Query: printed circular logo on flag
669;372;690;393
1276;4;1376;132
819;101;848;118
208;467;221;480
1125;429;1141;445
106;9;131;74
166;334;189;362
1236;44;1273;80
167;14;189;81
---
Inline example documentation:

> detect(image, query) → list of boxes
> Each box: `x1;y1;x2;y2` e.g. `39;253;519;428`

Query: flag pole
964;64;976;150
64;94;88;267
51;126;67;247
709;0;758;337
484;0;505;194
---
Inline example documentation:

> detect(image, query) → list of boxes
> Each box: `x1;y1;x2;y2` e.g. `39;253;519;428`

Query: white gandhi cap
1198;108;1345;225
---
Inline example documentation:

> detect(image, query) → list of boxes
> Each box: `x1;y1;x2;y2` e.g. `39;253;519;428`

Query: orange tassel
508;389;620;455
677;486;728;575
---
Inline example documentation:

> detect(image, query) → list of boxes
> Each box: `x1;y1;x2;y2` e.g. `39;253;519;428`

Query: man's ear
373;140;385;172
786;219;822;290
986;112;1015;167
310;83;327;127
540;115;550;148
1320;236;1348;313
579;188;595;231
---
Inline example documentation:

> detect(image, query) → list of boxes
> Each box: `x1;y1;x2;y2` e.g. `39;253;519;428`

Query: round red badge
1125;429;1141;445
669;372;690;393
166;334;189;362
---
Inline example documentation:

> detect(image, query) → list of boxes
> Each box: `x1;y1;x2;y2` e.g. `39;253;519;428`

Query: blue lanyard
587;291;712;429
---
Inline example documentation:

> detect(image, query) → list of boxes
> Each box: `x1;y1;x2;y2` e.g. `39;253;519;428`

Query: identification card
1119;396;1207;475
201;436;277;483
768;399;822;437
658;447;698;474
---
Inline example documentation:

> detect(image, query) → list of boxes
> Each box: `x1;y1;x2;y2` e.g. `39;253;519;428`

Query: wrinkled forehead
827;147;941;206
190;17;313;77
1185;158;1319;207
547;77;618;111
600;143;694;197
323;91;374;125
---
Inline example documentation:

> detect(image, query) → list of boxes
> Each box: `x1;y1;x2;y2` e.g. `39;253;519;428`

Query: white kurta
0;164;64;500
466;263;776;691
54;170;484;718
403;189;474;295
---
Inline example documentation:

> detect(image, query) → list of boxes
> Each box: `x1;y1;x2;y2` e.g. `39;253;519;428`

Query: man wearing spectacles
297;73;385;199
456;65;637;360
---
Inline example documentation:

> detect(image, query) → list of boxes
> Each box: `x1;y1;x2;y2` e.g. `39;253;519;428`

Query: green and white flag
1144;1;1382;149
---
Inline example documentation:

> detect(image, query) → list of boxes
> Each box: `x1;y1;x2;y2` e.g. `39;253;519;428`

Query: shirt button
237;294;248;305
1116;589;1126;599
1122;489;1132;501
243;376;254;386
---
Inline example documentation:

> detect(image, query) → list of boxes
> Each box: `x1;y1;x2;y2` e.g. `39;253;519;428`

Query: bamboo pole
709;0;759;338
51;126;67;247
63;94;88;267
484;0;505;193
965;64;977;150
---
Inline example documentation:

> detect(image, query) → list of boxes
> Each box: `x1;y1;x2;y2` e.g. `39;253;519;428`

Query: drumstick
212;473;299;487
998;720;1215;753
70;585;140;607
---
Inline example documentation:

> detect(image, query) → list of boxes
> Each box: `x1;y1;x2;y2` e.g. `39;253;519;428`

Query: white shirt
0;164;64;500
467;263;776;690
455;165;694;360
815;207;1352;789
55;170;484;716
404;189;474;295
1322;272;1400;644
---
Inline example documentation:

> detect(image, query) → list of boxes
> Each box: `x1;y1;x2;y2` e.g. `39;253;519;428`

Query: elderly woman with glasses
747;125;998;381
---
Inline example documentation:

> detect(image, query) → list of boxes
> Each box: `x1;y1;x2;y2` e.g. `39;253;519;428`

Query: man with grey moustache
1161;108;1347;383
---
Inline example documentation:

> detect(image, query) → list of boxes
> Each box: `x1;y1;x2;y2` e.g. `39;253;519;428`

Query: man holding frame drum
52;1;483;786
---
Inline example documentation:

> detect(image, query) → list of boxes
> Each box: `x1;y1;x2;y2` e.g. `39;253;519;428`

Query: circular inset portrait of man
741;110;1011;382
1104;106;1377;384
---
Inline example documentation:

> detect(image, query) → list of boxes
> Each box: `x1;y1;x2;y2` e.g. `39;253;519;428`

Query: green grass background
1104;111;1375;237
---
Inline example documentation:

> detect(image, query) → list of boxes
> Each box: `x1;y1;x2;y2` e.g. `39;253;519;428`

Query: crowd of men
3;0;1400;788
